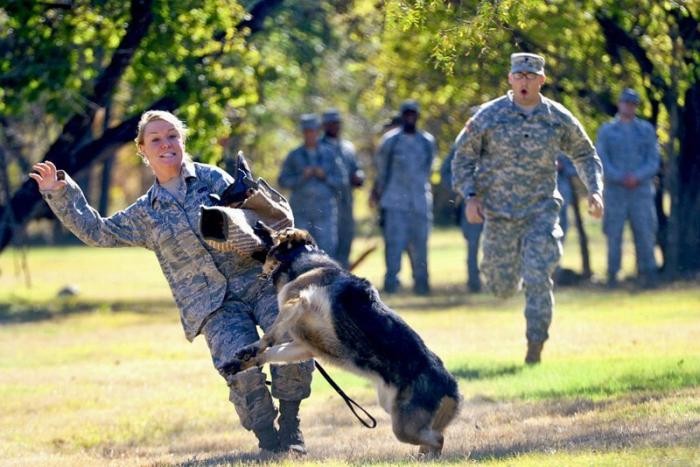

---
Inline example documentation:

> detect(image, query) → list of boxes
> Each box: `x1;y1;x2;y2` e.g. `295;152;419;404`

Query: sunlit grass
0;228;698;465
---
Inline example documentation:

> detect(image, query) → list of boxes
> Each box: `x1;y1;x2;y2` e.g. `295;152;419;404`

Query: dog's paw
221;358;244;375
234;344;260;363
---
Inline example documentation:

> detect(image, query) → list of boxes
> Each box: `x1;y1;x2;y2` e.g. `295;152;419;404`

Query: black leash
314;360;377;429
264;360;377;428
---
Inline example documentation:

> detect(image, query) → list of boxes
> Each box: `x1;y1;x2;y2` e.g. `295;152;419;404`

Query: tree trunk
0;0;287;253
568;179;592;278
673;82;700;273
98;105;114;216
0;0;154;251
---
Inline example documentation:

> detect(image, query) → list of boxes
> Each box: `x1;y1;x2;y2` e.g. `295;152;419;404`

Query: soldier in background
596;88;660;289
374;100;437;295
320;109;365;268
278;114;344;255
556;153;577;241
441;145;483;292
452;53;604;364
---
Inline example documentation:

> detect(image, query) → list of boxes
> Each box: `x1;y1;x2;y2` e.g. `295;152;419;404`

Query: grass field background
1;225;699;466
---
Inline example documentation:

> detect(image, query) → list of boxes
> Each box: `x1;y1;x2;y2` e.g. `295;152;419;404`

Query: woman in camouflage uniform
30;110;313;455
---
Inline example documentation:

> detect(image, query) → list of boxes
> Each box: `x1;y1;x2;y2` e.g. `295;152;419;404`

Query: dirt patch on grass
118;388;700;465
6;388;698;466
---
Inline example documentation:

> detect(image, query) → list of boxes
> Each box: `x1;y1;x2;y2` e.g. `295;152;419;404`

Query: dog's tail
431;395;460;432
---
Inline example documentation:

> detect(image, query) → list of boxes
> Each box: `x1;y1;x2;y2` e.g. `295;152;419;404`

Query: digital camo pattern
201;286;313;431
382;208;431;292
43;161;278;341
596;116;660;277
450;92;598;344
320;135;363;268
375;128;436;292
42;160;313;435
375;128;436;215
452;91;603;220
278;144;345;255
480;207;562;343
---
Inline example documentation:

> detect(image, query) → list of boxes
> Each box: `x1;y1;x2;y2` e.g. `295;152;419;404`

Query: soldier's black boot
525;340;544;365
277;399;306;455
253;423;280;454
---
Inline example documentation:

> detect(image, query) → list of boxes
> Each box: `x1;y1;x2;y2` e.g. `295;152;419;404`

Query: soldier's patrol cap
299;113;320;130
400;99;420;113
510;53;546;75
619;88;641;104
321;109;342;124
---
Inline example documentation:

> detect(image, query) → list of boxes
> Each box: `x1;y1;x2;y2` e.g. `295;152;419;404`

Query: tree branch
0;0;286;253
595;10;671;98
0;0;154;251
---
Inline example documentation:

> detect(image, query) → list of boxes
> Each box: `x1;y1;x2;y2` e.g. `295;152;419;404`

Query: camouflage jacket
375;128;436;215
596;116;659;195
278;144;345;215
319;135;363;204
452;91;603;219
41;161;269;341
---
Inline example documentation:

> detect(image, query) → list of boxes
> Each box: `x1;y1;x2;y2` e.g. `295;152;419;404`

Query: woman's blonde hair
134;110;189;165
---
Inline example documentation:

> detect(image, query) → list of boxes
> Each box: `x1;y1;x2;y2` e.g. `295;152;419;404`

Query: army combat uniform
441;146;483;292
319;132;363;268
596;110;659;283
452;91;603;346
375;121;436;294
556;153;577;240
278;139;345;256
40;160;313;450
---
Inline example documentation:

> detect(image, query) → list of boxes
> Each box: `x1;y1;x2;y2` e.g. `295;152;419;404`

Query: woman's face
139;119;185;182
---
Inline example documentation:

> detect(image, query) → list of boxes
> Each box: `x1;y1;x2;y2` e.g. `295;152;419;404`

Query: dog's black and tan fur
223;225;461;456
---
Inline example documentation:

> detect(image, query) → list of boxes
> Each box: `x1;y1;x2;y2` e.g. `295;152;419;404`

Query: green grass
0;228;698;465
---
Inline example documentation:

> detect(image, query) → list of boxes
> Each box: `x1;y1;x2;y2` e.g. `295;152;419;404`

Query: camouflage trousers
335;196;355;269
201;284;314;431
603;188;658;278
481;207;563;343
382;208;431;290
460;212;483;289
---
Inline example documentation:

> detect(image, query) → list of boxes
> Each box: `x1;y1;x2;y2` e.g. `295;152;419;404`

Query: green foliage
0;0;129;117
0;0;261;163
123;0;258;163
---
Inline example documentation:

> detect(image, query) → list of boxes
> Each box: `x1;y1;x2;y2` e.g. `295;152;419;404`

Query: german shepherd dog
222;225;461;456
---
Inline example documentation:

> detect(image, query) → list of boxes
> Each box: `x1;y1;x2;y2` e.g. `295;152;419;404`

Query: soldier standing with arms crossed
452;53;605;364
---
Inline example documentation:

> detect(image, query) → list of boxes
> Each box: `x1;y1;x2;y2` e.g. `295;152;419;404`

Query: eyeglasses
511;72;540;81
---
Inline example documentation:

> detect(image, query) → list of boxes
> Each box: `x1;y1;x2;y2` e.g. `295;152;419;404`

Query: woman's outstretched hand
29;161;67;192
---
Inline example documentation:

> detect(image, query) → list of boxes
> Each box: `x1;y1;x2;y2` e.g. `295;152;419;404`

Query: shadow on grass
381;283;515;312
0;298;174;324
524;366;700;401
467;418;700;462
451;363;523;381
